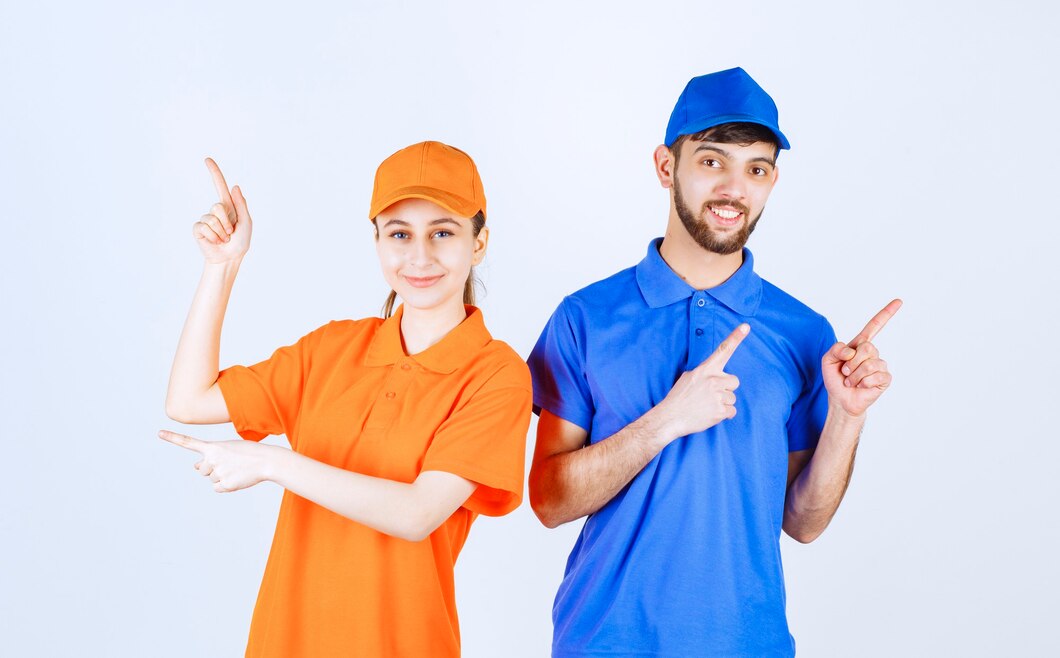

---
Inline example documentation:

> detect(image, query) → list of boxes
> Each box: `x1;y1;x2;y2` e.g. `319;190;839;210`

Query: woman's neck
399;298;469;355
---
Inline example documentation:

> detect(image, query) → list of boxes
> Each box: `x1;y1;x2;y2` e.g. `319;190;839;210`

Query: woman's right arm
165;159;253;424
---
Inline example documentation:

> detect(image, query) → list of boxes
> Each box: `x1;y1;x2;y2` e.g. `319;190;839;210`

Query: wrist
262;444;291;484
827;403;867;429
639;405;678;451
203;258;243;277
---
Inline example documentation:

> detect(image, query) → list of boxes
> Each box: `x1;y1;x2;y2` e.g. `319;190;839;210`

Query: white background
2;1;1058;656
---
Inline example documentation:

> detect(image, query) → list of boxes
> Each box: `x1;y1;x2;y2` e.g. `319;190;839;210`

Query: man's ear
653;144;676;189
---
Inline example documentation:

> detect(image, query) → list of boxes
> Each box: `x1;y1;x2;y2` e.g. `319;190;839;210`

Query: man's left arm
783;299;902;543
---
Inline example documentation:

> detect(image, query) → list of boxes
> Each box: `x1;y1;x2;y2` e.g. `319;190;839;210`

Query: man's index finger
702;324;750;371
850;299;903;346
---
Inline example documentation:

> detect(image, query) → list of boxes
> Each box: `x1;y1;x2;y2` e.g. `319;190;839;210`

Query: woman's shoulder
321;316;385;333
470;338;531;391
293;316;387;353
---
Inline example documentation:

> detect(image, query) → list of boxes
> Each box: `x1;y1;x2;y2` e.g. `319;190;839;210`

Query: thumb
232;186;252;228
823;341;855;365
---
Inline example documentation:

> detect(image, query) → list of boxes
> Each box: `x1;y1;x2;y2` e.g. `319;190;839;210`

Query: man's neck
658;219;744;291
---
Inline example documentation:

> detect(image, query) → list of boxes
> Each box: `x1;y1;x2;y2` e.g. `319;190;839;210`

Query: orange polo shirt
216;305;531;658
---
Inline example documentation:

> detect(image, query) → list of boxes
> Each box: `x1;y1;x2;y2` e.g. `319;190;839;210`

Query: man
527;67;900;657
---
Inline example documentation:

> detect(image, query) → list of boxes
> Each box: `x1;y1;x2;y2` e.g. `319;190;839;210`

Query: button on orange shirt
216;305;531;657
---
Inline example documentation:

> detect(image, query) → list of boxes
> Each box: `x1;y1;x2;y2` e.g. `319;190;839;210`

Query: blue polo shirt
528;239;837;658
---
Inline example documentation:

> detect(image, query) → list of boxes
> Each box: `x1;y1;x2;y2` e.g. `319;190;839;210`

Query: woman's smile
402;273;445;288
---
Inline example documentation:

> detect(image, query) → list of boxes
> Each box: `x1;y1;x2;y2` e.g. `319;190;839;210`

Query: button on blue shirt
528;239;837;658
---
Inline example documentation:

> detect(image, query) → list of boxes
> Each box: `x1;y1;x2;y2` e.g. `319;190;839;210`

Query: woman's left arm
159;430;475;542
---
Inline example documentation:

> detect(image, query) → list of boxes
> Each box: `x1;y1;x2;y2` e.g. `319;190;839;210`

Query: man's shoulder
757;276;832;341
559;265;640;317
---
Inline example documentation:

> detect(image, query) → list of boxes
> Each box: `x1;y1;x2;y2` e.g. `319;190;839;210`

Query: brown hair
378;211;487;318
670;122;779;168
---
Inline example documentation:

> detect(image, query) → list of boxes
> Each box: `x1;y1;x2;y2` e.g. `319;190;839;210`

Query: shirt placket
689;291;715;367
363;358;420;433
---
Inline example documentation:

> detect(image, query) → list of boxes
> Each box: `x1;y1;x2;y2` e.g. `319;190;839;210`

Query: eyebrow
381;217;460;228
692;143;776;167
693;144;732;158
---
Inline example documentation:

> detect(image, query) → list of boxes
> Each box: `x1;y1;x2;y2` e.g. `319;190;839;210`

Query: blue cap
664;67;790;150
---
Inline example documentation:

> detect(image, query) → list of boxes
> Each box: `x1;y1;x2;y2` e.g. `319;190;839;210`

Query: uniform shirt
528;239;836;658
217;305;531;658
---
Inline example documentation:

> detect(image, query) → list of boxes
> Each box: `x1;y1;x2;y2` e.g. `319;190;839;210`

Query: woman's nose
409;237;434;268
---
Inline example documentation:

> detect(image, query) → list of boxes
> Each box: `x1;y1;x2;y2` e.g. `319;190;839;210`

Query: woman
161;141;531;657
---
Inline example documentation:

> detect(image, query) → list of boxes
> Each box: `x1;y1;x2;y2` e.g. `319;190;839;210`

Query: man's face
671;138;779;255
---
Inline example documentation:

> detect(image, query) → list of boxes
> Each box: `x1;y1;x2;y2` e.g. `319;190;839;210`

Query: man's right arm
528;408;674;528
528;324;750;528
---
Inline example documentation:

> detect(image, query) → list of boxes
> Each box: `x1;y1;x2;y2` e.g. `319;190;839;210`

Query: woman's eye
389;231;409;239
433;230;453;239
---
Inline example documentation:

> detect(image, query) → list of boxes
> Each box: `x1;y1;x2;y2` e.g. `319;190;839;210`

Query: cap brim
369;185;484;221
667;114;790;150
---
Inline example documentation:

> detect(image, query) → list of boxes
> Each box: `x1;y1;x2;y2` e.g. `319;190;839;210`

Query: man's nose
713;171;747;201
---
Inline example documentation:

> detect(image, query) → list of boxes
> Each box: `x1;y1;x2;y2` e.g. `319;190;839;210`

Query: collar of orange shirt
364;304;493;374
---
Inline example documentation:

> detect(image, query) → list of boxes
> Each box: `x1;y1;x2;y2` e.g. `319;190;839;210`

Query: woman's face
374;198;488;313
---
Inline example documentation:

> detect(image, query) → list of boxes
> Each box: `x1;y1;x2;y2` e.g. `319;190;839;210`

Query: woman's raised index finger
205;157;234;210
850;298;903;346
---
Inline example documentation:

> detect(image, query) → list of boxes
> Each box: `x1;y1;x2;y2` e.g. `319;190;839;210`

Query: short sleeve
217;324;328;443
785;315;838;452
526;299;594;431
420;365;532;517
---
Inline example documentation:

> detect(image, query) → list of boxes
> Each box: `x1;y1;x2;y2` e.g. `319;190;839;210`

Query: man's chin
702;242;744;256
690;230;747;256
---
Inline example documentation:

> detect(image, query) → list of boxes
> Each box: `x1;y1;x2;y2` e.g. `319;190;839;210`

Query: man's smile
707;204;747;226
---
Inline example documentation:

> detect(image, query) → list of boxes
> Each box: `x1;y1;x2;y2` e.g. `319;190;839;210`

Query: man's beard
673;176;762;255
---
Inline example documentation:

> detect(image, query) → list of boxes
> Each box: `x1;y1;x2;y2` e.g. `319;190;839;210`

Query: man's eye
751;167;766;176
702;159;721;167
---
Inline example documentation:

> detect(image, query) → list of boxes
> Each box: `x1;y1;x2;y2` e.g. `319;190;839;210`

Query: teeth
711;207;741;219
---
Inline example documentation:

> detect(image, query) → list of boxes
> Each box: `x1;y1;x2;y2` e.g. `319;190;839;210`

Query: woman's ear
471;225;490;266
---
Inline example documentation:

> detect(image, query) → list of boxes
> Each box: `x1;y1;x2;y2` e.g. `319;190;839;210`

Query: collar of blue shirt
634;238;763;316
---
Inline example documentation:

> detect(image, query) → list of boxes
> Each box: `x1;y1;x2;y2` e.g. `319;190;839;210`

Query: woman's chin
394;288;463;313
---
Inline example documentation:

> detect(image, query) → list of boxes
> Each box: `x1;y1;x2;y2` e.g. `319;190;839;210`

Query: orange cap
369;141;487;221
